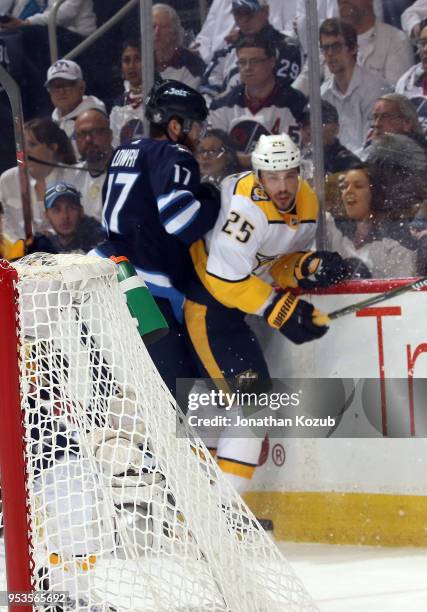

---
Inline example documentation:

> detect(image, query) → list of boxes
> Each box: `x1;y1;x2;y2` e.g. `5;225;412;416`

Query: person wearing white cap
46;59;105;154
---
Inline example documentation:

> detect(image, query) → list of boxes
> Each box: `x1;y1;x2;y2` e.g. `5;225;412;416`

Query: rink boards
245;279;427;546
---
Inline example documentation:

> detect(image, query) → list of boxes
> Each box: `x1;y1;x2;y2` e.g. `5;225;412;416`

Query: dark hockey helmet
145;80;208;129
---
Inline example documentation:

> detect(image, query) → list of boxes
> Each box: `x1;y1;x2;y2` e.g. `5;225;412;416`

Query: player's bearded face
260;169;300;212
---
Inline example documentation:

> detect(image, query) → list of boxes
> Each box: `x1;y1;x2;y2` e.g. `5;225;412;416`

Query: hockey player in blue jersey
95;80;222;394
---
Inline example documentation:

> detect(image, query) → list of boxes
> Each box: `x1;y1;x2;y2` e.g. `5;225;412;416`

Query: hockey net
0;253;316;612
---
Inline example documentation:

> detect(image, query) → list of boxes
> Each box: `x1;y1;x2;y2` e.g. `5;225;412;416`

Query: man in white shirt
294;0;383;54
193;0;298;63
0;0;96;38
46;59;105;155
293;0;411;95
72;108;114;222
0;1;97;116
337;0;413;86
320;18;391;153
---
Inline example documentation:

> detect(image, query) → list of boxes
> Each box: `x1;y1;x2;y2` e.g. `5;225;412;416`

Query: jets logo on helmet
167;87;191;97
251;133;301;172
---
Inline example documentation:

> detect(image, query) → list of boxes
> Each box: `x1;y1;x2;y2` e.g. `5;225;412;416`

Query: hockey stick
314;277;427;325
0;65;33;244
27;155;97;172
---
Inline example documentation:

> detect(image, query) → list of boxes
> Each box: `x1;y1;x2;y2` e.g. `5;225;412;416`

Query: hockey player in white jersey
190;134;352;492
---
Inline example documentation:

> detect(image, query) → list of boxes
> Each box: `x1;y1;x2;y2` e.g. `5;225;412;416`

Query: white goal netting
0;253;316;611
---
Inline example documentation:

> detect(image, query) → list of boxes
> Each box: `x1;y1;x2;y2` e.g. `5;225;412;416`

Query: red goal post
0;260;33;612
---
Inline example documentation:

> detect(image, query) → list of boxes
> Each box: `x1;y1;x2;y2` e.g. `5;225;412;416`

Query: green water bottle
110;255;169;345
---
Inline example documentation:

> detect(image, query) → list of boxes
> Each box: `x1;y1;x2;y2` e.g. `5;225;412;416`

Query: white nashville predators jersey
191;171;319;315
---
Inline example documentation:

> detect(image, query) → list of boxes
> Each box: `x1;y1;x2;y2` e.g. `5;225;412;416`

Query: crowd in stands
1;0;427;279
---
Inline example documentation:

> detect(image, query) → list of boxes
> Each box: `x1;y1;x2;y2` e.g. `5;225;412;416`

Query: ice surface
1;538;426;611
279;541;427;611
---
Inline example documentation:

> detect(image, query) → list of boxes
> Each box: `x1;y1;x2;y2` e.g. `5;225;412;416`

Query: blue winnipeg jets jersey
97;138;219;302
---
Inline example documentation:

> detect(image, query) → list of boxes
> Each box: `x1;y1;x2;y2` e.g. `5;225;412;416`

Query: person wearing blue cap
200;0;302;100
42;181;105;254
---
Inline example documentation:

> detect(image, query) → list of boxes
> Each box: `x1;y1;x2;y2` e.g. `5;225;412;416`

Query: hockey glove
294;250;349;289
199;180;221;206
264;291;329;344
343;257;371;279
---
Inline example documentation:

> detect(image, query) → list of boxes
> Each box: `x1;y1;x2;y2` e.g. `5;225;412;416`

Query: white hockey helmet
251;133;301;173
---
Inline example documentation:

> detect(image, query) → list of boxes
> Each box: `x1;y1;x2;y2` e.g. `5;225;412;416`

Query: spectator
336;0;413;86
300;100;360;177
109;39;145;147
46;59;106;151
208;35;306;168
195;129;240;187
326;165;416;277
201;0;302;99
320;18;391;153
366;132;427;247
72;109;114;222
401;0;427;40
0;0;96;38
295;0;383;54
0;117;76;242
152;3;205;90
0;1;97;117
0;0;43;18
360;93;427;156
40;181;105;254
395;19;427;133
192;0;298;63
